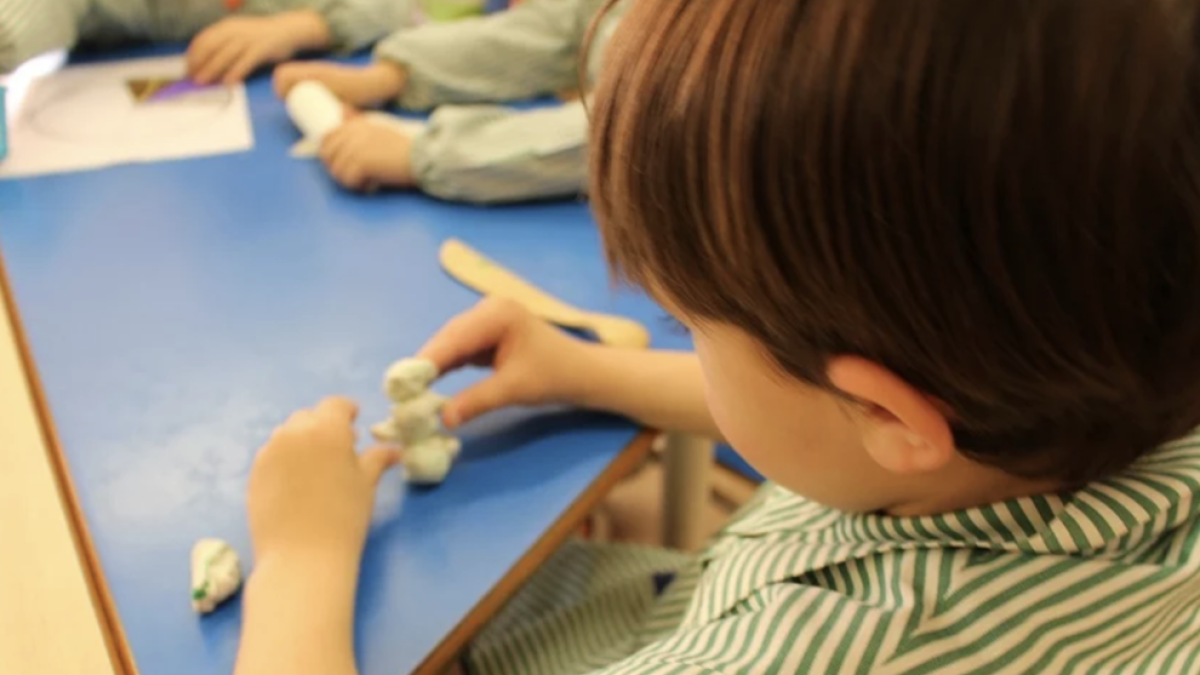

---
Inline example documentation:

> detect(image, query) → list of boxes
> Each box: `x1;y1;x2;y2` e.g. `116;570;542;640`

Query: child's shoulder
655;441;1200;673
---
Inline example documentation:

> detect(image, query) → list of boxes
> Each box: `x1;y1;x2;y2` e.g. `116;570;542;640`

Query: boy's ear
827;356;956;475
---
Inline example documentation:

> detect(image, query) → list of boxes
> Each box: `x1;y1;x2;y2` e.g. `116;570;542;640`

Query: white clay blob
404;437;461;485
374;356;460;485
371;418;400;443
190;538;242;614
391;391;448;443
285;80;345;142
383;358;439;402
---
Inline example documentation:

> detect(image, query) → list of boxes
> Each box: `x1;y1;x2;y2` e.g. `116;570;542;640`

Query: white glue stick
285;80;345;142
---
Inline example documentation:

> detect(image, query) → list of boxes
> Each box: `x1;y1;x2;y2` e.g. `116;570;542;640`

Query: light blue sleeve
411;100;589;204
374;0;609;110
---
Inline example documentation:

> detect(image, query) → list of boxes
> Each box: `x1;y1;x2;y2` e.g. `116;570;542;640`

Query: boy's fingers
224;50;262;85
196;40;244;85
443;375;510;429
416;301;513;375
319;127;349;164
272;71;290;98
278;409;313;434
330;155;355;187
273;64;304;97
314;396;359;423
190;36;230;83
359;447;403;486
340;163;366;191
185;31;218;76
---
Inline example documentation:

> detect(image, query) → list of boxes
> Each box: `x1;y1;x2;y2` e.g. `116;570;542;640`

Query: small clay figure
372;357;460;485
190;538;242;614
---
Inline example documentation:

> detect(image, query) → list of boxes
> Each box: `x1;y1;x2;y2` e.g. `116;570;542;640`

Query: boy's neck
883;459;1066;517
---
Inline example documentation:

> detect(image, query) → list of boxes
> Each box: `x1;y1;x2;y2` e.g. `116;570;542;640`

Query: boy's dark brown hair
587;0;1200;484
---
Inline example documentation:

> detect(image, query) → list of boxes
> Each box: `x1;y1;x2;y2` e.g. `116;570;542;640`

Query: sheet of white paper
289;113;427;158
0;55;253;179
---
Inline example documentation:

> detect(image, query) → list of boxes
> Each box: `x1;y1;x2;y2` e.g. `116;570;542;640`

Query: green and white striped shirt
469;432;1200;674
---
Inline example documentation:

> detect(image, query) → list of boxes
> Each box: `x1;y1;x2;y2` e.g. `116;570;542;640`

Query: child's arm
234;554;360;675
374;0;609;110
276;0;605;109
187;0;403;86
188;10;333;85
252;0;405;53
315;111;417;192
418;298;722;440
408;100;589;204
0;0;82;74
233;397;401;675
311;101;589;204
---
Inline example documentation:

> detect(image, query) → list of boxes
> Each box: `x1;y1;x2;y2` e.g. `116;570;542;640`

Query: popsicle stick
439;239;650;349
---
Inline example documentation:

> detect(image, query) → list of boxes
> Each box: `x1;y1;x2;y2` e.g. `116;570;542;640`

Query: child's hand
274;62;407;108
188;10;331;86
247;397;401;565
417;298;596;429
318;117;415;192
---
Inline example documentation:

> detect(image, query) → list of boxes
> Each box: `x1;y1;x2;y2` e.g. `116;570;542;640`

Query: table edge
0;249;139;675
412;430;656;675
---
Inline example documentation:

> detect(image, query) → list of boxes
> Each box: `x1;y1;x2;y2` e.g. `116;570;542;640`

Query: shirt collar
721;432;1200;557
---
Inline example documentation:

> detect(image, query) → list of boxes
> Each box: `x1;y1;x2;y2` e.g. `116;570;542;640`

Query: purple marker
147;79;218;102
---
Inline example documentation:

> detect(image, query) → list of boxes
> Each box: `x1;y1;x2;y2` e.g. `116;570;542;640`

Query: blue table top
0;56;691;675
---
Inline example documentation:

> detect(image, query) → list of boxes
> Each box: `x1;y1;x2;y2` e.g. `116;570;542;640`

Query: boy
0;0;405;83
272;0;620;203
235;0;1200;673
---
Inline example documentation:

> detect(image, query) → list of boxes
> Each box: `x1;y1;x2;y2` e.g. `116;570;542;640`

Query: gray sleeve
374;0;609;111
0;0;82;73
411;101;588;204
247;0;411;52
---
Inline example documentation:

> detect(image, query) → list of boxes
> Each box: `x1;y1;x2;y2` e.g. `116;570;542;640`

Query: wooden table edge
411;430;656;675
0;250;139;675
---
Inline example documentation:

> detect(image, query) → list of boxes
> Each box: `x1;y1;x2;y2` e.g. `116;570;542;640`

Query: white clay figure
404;436;463;485
391;391;448;443
190;538;242;614
372;357;461;485
383;358;439;401
371;418;401;443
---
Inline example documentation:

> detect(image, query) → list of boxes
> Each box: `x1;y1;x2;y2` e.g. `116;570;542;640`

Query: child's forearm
277;9;334;52
233;553;361;675
409;101;587;204
372;0;596;110
567;347;723;440
360;60;408;104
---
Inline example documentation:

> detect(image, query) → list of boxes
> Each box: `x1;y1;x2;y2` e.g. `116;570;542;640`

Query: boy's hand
247;397;401;565
274;62;407;108
318;117;415;192
418;298;595;429
188;10;332;86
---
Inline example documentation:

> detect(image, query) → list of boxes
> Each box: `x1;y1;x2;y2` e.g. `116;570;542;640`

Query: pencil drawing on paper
23;76;236;147
0;55;253;179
